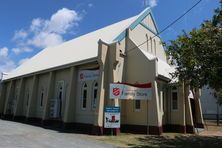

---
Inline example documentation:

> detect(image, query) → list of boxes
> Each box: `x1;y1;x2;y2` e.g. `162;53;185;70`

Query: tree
166;1;222;103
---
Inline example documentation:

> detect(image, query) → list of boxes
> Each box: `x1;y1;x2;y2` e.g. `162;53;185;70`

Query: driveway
0;119;115;148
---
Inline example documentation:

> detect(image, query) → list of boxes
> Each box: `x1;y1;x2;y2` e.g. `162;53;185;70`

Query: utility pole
0;72;8;82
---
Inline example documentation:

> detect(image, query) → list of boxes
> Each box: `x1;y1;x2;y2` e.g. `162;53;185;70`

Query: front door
190;98;196;127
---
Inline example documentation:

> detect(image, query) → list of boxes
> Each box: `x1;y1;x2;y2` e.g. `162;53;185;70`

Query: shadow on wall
128;135;222;148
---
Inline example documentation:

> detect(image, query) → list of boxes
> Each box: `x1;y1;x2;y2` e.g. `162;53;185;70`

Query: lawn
95;120;222;148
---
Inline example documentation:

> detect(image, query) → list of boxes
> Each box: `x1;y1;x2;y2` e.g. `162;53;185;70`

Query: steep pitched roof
4;7;156;80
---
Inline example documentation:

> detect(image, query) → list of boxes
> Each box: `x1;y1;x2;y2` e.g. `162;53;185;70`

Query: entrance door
190;99;196;126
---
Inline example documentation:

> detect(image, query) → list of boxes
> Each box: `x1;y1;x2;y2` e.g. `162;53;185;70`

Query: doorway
190;98;197;127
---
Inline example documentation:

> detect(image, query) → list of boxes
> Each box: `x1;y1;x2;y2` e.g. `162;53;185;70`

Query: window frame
40;88;44;107
91;81;98;110
172;89;178;111
153;39;156;55
81;82;88;110
134;100;141;112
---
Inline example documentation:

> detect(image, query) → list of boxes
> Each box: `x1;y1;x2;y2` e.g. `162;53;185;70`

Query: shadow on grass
128;135;222;148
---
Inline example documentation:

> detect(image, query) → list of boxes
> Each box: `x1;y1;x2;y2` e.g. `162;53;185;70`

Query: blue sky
0;0;219;73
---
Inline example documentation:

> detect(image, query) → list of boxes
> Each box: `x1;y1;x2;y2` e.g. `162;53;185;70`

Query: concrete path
0;119;115;148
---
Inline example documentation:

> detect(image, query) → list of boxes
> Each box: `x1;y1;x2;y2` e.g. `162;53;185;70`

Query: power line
126;0;203;54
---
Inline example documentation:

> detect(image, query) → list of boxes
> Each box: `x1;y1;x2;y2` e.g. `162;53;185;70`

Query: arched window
150;37;153;53
154;39;156;55
82;83;87;109
92;81;98;109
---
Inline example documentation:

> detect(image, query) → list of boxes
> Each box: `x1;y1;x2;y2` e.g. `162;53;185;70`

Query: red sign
110;82;152;100
112;88;120;96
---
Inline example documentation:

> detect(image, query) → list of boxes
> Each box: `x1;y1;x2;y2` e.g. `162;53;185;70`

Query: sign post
104;106;120;135
109;82;152;135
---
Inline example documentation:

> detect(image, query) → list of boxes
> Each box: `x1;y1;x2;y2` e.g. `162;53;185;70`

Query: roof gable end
113;7;160;42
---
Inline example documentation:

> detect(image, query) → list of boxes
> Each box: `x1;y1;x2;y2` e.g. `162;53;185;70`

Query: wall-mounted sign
104;106;120;128
110;83;152;100
78;70;99;81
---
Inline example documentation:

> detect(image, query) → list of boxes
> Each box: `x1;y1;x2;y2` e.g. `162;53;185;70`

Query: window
172;91;178;110
135;100;141;111
154;39;156;55
92;82;98;109
40;89;44;107
59;86;63;100
82;83;87;109
150;37;153;53
159;90;163;112
146;34;149;52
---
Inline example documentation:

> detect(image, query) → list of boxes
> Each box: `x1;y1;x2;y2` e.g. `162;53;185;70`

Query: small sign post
109;82;152;135
104;106;120;135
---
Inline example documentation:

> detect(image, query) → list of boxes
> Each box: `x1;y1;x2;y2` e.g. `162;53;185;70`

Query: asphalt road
0;119;115;148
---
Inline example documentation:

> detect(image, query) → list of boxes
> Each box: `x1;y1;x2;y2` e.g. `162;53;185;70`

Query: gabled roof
4;7;157;80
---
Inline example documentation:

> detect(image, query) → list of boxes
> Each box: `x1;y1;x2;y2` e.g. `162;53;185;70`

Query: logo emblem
113;88;120;96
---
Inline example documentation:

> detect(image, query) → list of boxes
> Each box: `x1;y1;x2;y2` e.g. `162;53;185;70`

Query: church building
0;8;204;135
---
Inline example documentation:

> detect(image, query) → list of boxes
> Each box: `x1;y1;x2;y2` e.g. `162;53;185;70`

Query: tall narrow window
59;86;63;100
154;39;156;55
150;37;153;53
146;34;149;52
40;89;44;107
92;82;98;109
135;100;141;111
82;83;87;109
172;91;178;110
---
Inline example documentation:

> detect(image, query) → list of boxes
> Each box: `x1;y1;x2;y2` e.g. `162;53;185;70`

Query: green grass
95;121;222;148
96;133;222;148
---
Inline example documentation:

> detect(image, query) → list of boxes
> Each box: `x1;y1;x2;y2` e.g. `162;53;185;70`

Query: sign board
78;70;99;81
110;83;152;100
104;107;120;128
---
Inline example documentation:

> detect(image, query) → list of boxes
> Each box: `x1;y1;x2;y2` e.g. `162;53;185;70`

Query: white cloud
88;3;93;8
30;18;44;32
28;32;63;48
0;59;16;73
0;47;16;73
18;58;30;65
144;0;158;8
0;8;83;74
0;47;8;57
13;8;83;51
12;47;33;55
12;30;28;41
48;8;82;34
